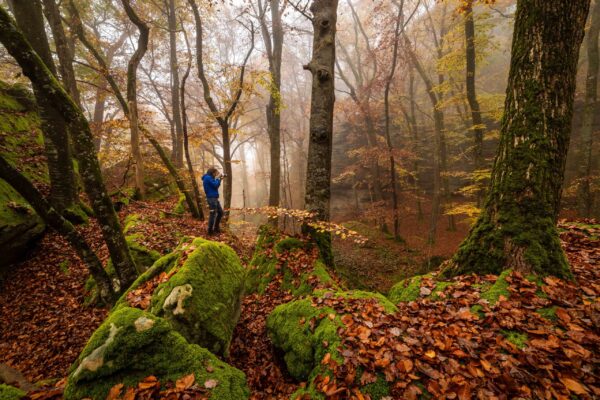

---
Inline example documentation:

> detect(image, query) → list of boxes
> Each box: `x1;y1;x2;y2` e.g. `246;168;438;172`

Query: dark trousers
207;197;223;234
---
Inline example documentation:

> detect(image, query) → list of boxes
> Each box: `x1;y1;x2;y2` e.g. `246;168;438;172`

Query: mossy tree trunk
0;156;115;303
0;5;139;289
121;0;149;199
446;0;590;279
303;0;338;265
579;0;600;217
168;0;184;168
7;0;78;214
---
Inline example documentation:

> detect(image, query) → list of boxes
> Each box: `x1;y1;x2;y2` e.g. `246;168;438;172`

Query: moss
362;374;391;400
274;237;305;254
173;192;186;215
0;384;26;400
480;269;512;306
148;238;245;357
430;281;454;300
123;214;143;234
63;204;89;224
126;236;160;272
537;306;558;321
267;290;395;383
267;298;340;381
501;330;528;349
64;307;249;400
59;260;70;274
387;275;426;303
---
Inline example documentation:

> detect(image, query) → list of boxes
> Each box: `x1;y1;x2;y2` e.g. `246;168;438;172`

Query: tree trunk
181;53;204;220
121;0;149;199
303;0;338;265
7;0;78;213
41;0;81;107
464;0;486;205
383;3;403;241
0;156;115;303
447;0;590;279
168;0;184;168
579;0;600;217
0;5;139;288
221;122;233;211
404;35;444;244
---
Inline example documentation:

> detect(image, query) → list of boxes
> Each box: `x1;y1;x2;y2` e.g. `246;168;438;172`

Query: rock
0;363;36;392
64;307;249;400
0;82;46;274
245;226;336;295
267;290;397;382
0;384;26;400
116;237;246;357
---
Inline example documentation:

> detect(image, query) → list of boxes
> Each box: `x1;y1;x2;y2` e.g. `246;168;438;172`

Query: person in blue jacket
202;167;224;235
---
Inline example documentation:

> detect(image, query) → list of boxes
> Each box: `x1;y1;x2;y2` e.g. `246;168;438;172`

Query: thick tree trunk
8;0;78;213
0;6;139;288
168;0;184;168
579;0;600;217
121;0;149;199
303;0;338;265
447;0;590;279
464;0;486;205
0;156;115;303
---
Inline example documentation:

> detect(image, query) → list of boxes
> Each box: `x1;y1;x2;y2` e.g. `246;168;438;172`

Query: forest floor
0;199;598;399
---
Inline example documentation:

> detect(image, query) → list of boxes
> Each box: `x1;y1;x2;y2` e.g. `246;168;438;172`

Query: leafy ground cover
0;214;598;399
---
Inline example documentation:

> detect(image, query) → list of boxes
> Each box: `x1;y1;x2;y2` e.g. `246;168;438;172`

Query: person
202;167;224;235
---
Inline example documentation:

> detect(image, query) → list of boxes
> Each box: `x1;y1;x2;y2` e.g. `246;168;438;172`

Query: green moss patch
64;307;249;400
480;269;512;305
388;275;426;303
501;330;528;349
0;384;26;400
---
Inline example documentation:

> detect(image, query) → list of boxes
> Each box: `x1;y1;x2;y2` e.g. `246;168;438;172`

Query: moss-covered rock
64;307;249;400
0;384;26;400
267;290;397;382
0;82;46;272
114;238;245;357
246;227;336;295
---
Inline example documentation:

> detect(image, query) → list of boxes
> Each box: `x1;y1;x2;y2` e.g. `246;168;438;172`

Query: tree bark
0;155;115;303
447;0;590;279
0;5;139;288
579;0;600;217
181;47;204;220
7;0;78;213
464;0;486;204
168;0;184;168
383;2;403;241
303;0;338;264
121;0;149;199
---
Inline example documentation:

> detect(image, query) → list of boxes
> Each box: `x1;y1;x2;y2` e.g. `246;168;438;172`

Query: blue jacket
202;174;221;198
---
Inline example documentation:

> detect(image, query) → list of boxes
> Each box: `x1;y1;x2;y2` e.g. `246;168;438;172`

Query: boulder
267;290;397;390
64;307;249;400
0;82;46;273
117;237;246;357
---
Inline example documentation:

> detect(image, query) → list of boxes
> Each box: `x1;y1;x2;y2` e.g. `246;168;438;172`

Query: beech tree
303;0;338;264
0;5;139;289
446;0;590;278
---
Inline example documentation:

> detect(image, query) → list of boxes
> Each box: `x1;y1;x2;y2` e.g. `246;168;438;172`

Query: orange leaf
106;383;123;400
176;373;195;390
561;377;588;395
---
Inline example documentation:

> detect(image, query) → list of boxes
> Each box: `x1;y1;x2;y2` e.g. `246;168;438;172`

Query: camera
221;174;228;178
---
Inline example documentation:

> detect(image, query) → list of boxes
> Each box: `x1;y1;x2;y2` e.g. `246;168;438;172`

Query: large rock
117;237;246;357
64;307;249;400
267;290;397;396
0;82;46;273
